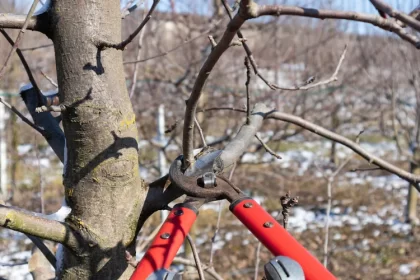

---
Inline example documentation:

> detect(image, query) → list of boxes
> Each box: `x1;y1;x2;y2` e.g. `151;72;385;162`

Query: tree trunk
50;1;146;278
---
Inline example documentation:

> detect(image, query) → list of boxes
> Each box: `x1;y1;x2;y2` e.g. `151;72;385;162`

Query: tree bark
50;1;146;278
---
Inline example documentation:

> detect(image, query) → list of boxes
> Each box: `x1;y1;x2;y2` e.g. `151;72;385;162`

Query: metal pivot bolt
263;222;273;228
160;233;170;239
244;202;253;208
197;172;217;188
174;209;184;216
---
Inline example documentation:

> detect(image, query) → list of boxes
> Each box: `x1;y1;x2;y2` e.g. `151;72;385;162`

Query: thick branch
217;103;270;171
254;4;420;48
267;111;420;189
0;14;39;30
97;0;160;50
0;205;79;248
182;8;247;168
369;0;420;31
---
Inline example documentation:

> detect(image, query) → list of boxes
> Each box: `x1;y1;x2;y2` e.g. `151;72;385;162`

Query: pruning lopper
130;149;336;280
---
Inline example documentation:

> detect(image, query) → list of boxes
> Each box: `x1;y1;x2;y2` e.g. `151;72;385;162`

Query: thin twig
262;45;347;91
350;167;381;172
129;6;147;98
137;222;164;252
195;116;207;148
97;0;160;50
253;242;262;280
34;135;45;214
209;163;236;265
173;257;223;280
323;156;352;267
40;70;58;88
0;0;40;79
0;29;44;106
123;20;222;65
186;234;205;280
244;56;251;123
20;44;54;51
208;35;217;48
255;134;281;159
221;0;348;91
0;97;44;135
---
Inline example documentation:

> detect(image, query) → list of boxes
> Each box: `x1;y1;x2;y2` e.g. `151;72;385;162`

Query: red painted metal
130;205;197;280
231;198;336;280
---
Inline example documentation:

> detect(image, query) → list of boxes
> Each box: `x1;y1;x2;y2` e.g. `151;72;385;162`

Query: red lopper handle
230;198;336;280
130;204;197;280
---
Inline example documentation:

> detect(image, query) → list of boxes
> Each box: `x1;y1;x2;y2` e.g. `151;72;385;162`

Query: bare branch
0;205;79;248
253;242;262;280
173;257;223;280
323;157;351;267
183;8;248;168
266;111;420;189
209;164;236;266
40;70;58;88
123;21;222;65
129;16;147;98
0;29;44;106
20;43;53;51
369;0;420;31
0;14;39;31
0;0;40;79
0;97;44;135
271;45;347;91
195;116;207;148
244;57;251;122
253;3;420;48
186;234;205;280
96;0;160;50
255;134;281;160
217;103;271;171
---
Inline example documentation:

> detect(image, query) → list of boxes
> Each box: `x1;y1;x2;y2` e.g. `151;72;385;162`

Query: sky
9;0;420;34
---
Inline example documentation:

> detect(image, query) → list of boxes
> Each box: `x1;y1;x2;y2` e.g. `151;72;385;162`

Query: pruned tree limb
0;205;79;249
0;14;39;31
182;2;249;168
217;103;271;171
